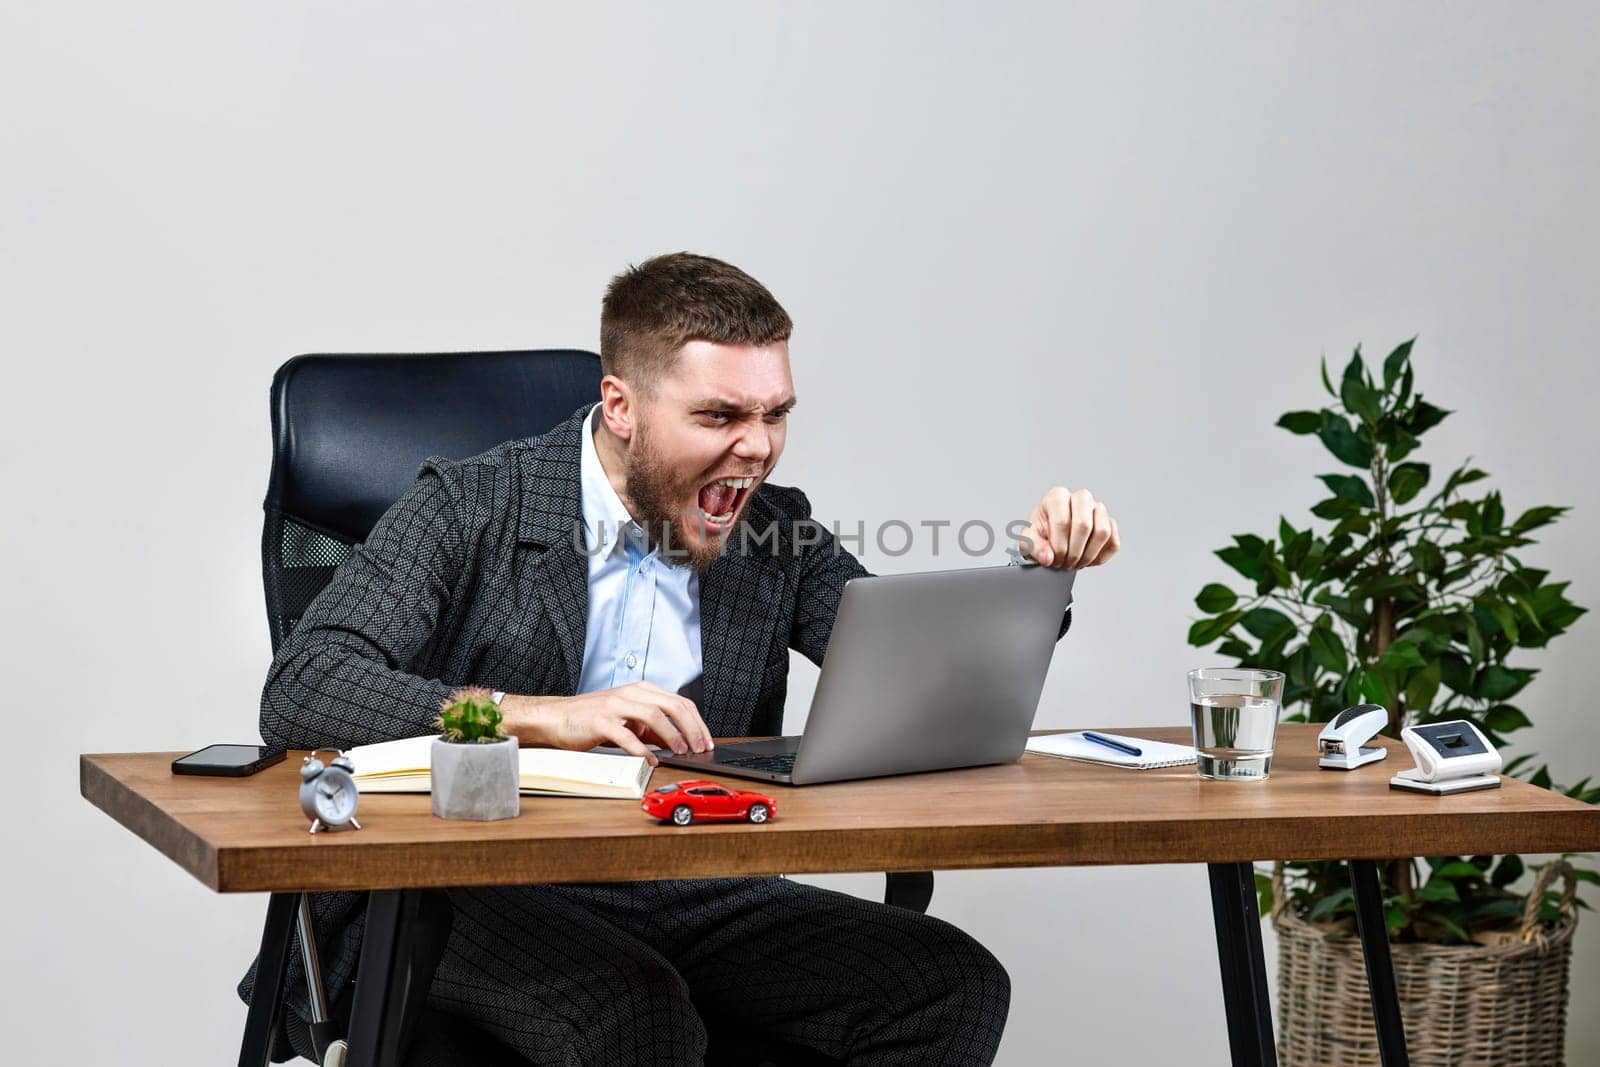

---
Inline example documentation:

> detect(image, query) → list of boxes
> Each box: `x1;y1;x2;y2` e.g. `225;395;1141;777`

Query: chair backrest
262;349;602;651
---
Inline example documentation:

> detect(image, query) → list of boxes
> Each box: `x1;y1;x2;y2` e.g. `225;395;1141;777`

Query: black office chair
251;350;934;1066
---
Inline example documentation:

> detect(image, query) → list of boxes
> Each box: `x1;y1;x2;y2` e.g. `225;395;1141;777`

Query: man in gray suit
244;252;1121;1066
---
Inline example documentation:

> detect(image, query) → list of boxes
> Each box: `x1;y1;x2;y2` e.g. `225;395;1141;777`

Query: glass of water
1188;667;1285;780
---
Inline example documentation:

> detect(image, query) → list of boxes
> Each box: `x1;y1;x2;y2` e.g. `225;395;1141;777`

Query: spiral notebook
1025;731;1197;769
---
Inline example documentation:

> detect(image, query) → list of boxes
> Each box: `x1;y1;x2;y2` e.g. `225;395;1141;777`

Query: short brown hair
600;252;793;393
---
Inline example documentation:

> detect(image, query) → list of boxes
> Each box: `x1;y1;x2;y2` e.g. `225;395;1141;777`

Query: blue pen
1083;731;1142;757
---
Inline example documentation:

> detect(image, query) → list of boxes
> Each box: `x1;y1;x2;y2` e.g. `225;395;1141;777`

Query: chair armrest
883;871;934;913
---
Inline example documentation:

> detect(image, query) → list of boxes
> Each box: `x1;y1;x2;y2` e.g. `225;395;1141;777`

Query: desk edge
80;755;220;891
205;809;1600;893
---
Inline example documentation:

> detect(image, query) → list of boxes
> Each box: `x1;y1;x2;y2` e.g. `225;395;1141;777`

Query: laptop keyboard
720;752;797;775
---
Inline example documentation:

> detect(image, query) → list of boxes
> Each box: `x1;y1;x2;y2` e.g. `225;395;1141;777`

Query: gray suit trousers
386;876;1010;1067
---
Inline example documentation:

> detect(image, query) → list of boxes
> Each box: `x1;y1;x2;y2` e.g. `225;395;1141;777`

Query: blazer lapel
516;405;594;695
698;526;783;735
526;539;588;695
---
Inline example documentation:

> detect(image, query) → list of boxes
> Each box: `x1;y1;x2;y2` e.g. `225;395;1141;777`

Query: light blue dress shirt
576;405;703;695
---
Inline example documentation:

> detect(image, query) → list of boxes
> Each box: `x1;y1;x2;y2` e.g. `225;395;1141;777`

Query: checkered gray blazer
239;401;1072;1024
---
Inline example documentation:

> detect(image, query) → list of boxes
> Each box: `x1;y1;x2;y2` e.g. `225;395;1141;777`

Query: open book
347;735;654;799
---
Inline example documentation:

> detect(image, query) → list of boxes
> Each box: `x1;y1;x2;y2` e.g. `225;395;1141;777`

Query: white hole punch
1318;703;1390;770
1389;720;1502;795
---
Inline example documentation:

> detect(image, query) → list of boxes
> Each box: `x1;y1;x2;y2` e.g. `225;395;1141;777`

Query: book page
347;735;651;798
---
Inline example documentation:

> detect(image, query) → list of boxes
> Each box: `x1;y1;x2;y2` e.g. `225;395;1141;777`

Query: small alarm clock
299;749;362;833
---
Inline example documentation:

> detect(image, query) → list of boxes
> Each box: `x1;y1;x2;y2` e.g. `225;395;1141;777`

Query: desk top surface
80;725;1600;893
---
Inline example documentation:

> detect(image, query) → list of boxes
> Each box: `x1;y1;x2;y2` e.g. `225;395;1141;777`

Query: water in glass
1190;693;1279;779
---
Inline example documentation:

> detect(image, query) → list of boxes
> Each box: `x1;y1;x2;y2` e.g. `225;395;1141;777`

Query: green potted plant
1186;340;1594;1064
432;686;520;821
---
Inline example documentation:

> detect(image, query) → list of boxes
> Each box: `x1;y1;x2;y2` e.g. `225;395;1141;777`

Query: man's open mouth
696;476;756;529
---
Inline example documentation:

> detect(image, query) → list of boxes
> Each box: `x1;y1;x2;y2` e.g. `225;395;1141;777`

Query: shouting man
242;252;1120;1066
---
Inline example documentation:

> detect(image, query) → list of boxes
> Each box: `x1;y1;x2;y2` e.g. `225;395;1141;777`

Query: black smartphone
172;744;287;777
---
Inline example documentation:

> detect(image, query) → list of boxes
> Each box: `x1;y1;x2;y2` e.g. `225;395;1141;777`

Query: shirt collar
580;404;646;560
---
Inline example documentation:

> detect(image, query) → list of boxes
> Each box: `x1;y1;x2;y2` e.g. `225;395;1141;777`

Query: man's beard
624;422;731;574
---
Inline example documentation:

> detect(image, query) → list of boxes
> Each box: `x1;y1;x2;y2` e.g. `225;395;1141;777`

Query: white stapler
1389;720;1502;795
1318;703;1390;770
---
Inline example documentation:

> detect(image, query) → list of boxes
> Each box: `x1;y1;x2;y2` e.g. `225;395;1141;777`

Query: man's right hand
500;682;714;766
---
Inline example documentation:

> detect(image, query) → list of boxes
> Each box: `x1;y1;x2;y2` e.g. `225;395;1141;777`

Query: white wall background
4;2;1596;1063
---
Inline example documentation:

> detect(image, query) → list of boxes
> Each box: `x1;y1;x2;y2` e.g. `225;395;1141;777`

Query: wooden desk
81;726;1600;1067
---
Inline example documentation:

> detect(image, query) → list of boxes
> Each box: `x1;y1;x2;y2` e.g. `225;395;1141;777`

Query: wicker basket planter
1272;862;1578;1066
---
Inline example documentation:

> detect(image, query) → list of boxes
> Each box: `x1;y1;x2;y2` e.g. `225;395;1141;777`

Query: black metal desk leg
1349;860;1411;1066
1208;862;1278;1067
346;889;424;1067
238;892;300;1067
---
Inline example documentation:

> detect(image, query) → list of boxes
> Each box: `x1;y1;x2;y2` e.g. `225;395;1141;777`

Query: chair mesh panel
281;516;354;568
263;510;354;653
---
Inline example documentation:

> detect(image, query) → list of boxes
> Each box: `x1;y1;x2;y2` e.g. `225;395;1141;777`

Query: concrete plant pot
431;736;520;821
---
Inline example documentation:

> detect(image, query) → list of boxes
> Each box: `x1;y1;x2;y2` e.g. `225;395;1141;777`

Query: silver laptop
656;562;1075;786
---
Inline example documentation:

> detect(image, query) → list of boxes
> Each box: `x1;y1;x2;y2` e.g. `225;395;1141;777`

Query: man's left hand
1017;486;1120;569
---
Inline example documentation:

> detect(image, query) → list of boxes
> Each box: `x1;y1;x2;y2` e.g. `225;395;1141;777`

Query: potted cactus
431;686;520;821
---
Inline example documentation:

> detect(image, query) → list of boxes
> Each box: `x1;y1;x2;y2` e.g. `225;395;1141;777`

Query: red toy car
642;780;777;825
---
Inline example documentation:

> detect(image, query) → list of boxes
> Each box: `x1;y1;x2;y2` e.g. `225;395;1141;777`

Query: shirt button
625;653;638;669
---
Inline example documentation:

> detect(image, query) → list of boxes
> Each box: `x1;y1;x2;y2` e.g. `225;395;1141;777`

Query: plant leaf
1412;538;1445;577
1426;912;1472;943
1377;642;1428;671
1484;704;1532;733
1318;412;1375;469
1416;878;1461;903
1218;637;1253;659
1283;529;1314;574
1439;653;1474;695
1382;338;1415;390
1188;610;1245;646
1488;602;1520;645
1242;607;1296;642
1492;853;1525;888
1386;428;1421;462
1307;623;1349;675
1342;375;1382;422
1311;497;1358;520
1255;870;1275;915
1319;474;1376;508
1340;348;1367;396
1388;462;1430;505
1432;860;1484;879
1215;534;1268;580
1502;753;1535;775
1510;505;1568;534
1277;410;1323;435
1404;398;1451;435
1468;898;1525;923
1195;583;1238;613
1404;660;1441;714
1309;887;1353;922
1467;615;1486;664
1481;492;1505;534
1479;665;1530;702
